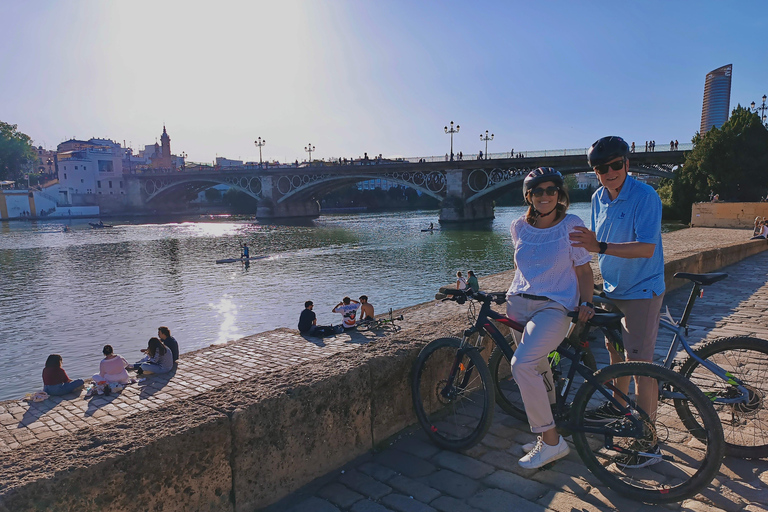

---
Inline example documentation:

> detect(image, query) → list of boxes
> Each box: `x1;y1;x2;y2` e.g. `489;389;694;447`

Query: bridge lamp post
480;130;494;159
444;121;459;161
305;144;315;164
754;95;768;127
254;137;266;165
181;151;187;171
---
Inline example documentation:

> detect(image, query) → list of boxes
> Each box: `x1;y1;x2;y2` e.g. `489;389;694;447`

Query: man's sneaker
518;435;570;469
522;439;536;453
584;401;624;423
614;444;663;469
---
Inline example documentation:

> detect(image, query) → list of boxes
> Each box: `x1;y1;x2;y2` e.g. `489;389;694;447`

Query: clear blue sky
1;1;766;164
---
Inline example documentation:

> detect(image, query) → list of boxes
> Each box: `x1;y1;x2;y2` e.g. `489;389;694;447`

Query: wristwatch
598;241;608;254
580;301;594;309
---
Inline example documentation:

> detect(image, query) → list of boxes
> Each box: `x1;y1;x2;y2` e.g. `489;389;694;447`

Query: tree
657;106;768;220
0;121;36;181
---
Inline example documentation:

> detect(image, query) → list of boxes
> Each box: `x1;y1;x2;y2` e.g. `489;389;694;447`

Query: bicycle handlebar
437;287;507;305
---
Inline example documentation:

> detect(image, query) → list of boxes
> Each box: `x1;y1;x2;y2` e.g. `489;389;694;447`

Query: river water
0;204;681;401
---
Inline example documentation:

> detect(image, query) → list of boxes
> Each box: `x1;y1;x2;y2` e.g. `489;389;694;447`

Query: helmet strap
534;207;556;218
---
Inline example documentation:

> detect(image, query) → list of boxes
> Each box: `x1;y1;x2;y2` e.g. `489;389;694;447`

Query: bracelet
598;241;608;254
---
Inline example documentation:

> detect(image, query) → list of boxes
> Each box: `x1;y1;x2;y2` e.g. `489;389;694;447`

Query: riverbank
1;227;765;511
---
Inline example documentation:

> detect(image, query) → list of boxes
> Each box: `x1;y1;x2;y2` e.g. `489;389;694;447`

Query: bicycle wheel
571;362;724;503
675;336;768;459
489;334;597;422
412;337;494;451
356;320;375;332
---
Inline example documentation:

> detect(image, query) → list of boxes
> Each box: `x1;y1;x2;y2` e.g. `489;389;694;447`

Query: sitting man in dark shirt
157;326;179;362
298;301;336;336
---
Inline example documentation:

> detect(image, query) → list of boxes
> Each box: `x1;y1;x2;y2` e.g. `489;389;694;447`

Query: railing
130;143;694;174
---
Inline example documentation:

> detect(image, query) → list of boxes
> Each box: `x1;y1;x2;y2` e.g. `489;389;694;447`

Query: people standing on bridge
570;136;665;467
670;140;674;151
645;141;648;152
630;142;635;153
506;167;594;468
675;140;679;150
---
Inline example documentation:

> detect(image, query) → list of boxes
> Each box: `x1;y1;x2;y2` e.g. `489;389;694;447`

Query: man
570;136;665;467
157;326;179;362
333;297;360;329
358;295;374;322
298;301;318;334
242;243;250;259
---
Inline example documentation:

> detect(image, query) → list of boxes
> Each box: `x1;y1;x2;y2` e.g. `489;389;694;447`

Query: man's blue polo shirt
591;176;665;300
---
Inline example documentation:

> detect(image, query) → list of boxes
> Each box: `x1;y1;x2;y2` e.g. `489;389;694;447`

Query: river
0;204;683;401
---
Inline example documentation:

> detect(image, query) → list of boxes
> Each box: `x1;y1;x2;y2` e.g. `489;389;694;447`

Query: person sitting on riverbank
157;326;179;362
298;301;337;336
42;354;84;396
92;345;130;385
333;297;360;329
456;271;468;290
751;218;768;240
358;295;374;322
467;270;480;293
132;338;174;375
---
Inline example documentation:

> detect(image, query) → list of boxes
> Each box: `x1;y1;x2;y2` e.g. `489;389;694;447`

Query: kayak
89;222;113;228
421;228;439;232
215;255;268;264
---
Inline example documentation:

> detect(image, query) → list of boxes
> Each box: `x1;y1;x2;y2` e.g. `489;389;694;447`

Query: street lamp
757;95;768;127
480;130;494;159
444;121;459;161
305;143;315;164
254;137;266;165
181;151;187;171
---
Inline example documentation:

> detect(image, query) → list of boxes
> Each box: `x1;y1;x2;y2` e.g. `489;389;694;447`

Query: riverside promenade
1;227;767;511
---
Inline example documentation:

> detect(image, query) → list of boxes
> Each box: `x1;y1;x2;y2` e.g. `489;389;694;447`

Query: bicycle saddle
673;272;728;286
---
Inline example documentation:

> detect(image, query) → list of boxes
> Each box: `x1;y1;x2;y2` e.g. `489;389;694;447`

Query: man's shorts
609;293;665;362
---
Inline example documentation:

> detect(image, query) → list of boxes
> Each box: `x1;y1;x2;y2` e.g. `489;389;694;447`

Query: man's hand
569;226;600;253
575;304;594;323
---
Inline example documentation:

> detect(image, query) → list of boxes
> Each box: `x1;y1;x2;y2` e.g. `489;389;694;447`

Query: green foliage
320;183;440;211
664;106;768;220
204;187;222;202
0;121;36;181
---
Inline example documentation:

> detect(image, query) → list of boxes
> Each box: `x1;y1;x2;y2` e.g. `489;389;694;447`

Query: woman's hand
575;304;594;323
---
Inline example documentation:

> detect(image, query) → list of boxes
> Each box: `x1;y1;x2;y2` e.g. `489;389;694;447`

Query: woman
751;218;768;240
467;270;479;293
42;354;85;396
506;167;594;469
456;271;468;290
92;345;130;384
133;337;174;375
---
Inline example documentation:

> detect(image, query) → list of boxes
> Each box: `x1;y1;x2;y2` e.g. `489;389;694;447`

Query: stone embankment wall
2;228;767;512
691;202;768;228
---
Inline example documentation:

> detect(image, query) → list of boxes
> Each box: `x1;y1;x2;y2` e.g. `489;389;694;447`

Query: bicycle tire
356;320;375;332
675;336;768;459
489;334;597;422
411;337;494;451
571;362;724;503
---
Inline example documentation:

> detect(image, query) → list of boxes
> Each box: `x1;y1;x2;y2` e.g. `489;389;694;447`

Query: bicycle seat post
678;281;703;329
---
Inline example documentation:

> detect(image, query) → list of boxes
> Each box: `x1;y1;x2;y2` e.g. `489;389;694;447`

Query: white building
57;138;126;205
216;157;243;168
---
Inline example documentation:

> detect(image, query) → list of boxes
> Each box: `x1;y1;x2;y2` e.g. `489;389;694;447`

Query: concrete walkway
266;250;768;512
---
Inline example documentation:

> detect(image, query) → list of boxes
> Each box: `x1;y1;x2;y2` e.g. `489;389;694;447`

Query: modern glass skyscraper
700;64;732;134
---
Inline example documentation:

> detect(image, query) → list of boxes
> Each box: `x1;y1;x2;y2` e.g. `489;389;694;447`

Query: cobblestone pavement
268;250;768;512
0;327;386;453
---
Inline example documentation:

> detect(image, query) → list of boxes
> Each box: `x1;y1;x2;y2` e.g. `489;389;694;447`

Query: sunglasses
594;158;625;175
530;186;560;197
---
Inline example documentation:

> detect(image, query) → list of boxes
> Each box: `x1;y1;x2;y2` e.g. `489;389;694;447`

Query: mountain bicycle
489;272;768;459
356;308;404;332
411;289;724;502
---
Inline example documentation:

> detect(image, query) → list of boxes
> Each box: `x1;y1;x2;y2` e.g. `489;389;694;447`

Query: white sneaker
518;435;570;469
522;439;536;453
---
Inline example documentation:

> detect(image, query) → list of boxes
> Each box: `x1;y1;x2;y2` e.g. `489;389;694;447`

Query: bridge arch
141;175;263;203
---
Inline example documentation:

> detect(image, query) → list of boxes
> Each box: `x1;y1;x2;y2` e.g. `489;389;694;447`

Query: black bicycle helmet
587;136;630;167
522;167;564;201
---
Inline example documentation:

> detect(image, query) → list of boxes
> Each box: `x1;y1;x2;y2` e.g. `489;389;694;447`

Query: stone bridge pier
439;168;495;224
256;175;320;220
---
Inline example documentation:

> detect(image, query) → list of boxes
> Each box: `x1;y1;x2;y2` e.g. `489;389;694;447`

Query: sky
1;1;767;164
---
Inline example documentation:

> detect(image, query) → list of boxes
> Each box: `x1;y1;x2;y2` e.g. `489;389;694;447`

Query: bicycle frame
596;280;752;405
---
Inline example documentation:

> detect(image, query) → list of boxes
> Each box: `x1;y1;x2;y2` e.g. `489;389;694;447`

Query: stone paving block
583;486;644;512
374;450;437;479
392;436;441;460
431;451;494;479
351;499;396;512
287;496;341;512
722;479;768;505
680;499;732;512
387;475;442;504
479;450;538;479
419;470;481;500
478;432;513;451
381;493;437;512
530;469;591;497
745;505;768;512
537;490;602;512
339;470;394;500
481;470;549;501
359;461;398;483
695;481;749;512
429;495;483;512
467;488;544;512
318;482;364;509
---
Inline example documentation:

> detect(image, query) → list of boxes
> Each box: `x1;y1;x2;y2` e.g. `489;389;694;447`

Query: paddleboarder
242;243;250;259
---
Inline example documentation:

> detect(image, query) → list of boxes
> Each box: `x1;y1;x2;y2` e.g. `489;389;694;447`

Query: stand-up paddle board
215;255;268;264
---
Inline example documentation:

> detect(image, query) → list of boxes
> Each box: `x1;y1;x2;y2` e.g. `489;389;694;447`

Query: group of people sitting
752;217;768;239
298;296;375;336
455;270;480;292
41;327;180;397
